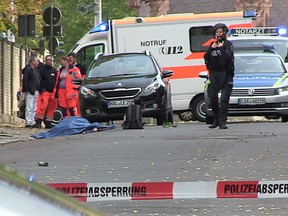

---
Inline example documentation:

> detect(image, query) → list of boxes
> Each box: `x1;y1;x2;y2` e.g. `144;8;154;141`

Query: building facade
169;0;288;27
130;0;288;27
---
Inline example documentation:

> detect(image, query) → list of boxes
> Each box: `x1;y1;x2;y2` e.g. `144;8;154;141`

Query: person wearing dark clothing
35;55;58;129
22;55;41;128
67;52;87;77
204;23;235;129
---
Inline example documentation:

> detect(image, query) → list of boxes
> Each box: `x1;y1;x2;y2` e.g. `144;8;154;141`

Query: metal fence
0;38;26;125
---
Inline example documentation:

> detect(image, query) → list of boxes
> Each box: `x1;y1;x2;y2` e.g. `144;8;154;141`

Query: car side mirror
199;71;209;79
72;77;83;85
162;70;173;78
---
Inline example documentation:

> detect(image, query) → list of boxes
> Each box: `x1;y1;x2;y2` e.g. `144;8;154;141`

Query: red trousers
57;88;79;117
36;92;58;121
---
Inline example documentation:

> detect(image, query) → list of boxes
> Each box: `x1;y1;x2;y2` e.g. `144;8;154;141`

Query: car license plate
238;98;266;105
108;100;134;108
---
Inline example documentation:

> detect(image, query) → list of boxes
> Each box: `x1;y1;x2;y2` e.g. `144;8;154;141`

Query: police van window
189;26;214;52
231;39;288;63
76;44;105;69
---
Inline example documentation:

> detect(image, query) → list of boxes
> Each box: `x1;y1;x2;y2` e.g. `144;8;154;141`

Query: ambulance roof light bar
233;43;276;53
90;20;109;34
231;27;280;36
243;10;257;18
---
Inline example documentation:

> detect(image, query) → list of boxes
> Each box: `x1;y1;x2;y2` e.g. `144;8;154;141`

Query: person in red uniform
35;55;58;129
54;56;82;118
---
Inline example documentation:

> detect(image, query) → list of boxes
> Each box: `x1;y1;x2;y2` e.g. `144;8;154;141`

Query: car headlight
278;87;288;93
145;79;163;93
80;86;97;98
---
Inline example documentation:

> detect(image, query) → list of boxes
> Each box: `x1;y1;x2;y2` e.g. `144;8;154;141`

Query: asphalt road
1;119;288;215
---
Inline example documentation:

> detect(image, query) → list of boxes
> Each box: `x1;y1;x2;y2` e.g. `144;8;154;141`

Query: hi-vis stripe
47;180;288;202
273;73;288;87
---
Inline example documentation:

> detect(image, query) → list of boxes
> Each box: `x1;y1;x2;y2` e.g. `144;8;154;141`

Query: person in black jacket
35;55;58;129
22;55;41;128
67;52;87;77
204;23;235;129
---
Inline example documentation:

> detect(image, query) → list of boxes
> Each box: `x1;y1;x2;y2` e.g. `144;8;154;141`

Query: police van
70;10;256;122
229;27;288;64
200;43;288;123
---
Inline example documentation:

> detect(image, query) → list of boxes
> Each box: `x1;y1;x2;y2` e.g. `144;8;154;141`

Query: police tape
47;180;288;202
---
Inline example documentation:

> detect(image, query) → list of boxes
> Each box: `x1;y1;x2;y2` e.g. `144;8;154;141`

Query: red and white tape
47;180;288;202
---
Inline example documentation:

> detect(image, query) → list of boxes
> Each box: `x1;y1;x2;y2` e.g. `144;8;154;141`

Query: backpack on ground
17;90;25;119
122;103;144;129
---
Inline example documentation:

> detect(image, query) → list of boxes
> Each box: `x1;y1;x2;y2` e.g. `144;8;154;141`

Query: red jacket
54;65;82;100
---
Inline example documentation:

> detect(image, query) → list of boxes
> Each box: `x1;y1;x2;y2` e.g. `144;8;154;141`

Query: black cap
213;23;228;36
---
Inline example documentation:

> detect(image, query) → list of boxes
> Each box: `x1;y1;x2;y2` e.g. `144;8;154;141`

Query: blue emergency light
243;10;257;18
90;21;109;34
278;28;287;35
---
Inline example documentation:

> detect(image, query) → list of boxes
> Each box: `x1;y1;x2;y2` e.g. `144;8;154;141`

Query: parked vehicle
200;44;288;123
70;10;256;122
0;165;103;216
229;27;288;64
75;50;173;125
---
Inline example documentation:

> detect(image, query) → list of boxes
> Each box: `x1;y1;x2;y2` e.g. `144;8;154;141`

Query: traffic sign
43;25;62;37
43;6;62;25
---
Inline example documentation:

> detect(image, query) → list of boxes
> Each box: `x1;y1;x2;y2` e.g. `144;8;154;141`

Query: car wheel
282;115;288;122
178;111;194;121
52;108;63;126
191;95;206;122
205;114;213;124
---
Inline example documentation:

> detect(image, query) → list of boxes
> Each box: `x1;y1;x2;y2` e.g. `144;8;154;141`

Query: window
189;26;214;52
76;44;105;69
231;39;288;63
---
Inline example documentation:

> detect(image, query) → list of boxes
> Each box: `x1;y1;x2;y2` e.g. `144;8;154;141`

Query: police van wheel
191;95;206;122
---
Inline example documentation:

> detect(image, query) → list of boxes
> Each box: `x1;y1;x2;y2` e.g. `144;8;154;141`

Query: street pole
24;14;28;65
94;0;102;25
50;5;54;56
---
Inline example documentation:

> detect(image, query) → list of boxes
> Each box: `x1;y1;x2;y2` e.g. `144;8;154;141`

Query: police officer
204;23;235;129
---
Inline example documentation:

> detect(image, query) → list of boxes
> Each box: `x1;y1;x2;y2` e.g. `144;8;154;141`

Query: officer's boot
219;118;228;129
34;119;42;128
209;117;219;129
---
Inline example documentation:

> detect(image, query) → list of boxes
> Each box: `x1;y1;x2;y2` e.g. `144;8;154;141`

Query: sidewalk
0;123;47;145
0;116;272;145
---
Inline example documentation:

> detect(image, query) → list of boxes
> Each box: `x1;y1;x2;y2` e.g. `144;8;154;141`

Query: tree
0;0;137;55
47;0;137;55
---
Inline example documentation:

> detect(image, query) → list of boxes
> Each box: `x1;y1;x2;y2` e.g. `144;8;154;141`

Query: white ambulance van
70;11;256;122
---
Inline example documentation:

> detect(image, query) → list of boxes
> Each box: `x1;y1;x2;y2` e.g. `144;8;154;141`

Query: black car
77;50;173;125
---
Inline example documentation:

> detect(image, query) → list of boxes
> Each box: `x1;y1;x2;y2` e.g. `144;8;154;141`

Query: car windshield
231;39;288;62
235;55;286;73
87;54;157;78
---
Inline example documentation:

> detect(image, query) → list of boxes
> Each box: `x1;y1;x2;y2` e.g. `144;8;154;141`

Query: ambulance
70;10;256;122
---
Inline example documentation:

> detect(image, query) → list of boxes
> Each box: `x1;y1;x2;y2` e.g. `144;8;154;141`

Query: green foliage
1;0;137;56
43;0;137;56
